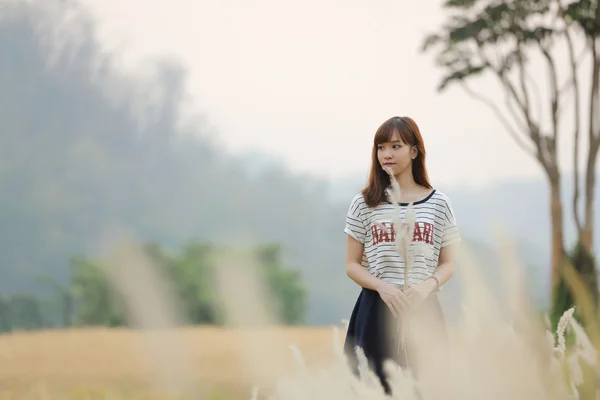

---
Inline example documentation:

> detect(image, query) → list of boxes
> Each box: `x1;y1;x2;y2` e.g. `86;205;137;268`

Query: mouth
383;163;396;167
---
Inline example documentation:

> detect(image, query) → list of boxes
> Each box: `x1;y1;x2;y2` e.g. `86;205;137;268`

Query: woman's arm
434;243;456;286
345;235;383;290
345;235;411;317
421;243;456;294
405;243;456;305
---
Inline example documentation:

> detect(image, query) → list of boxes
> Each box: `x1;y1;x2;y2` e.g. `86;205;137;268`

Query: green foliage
0;294;45;332
0;297;10;332
68;240;307;327
256;244;307;325
444;0;477;8
566;0;600;36
172;242;222;324
421;0;596;91
70;256;128;327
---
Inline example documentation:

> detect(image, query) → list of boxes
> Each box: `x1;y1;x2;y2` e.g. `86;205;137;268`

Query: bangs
374;117;413;145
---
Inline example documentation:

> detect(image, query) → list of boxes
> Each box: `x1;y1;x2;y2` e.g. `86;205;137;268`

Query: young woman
343;116;460;394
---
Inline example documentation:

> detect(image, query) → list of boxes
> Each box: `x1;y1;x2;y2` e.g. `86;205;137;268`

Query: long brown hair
361;116;432;207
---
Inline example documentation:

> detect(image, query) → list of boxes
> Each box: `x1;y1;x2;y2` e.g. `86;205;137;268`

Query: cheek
394;149;407;160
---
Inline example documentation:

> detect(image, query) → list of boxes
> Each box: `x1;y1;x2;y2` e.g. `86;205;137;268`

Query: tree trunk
549;175;566;295
582;34;600;252
582;143;598;251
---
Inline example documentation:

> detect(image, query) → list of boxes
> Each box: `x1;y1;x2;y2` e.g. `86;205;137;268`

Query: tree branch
539;45;560;142
558;45;588;97
476;47;529;121
535;40;561;178
516;48;535;126
525;69;545;127
583;29;600;249
563;24;584;233
460;82;537;159
504;85;529;134
477;43;549;169
504;53;548;168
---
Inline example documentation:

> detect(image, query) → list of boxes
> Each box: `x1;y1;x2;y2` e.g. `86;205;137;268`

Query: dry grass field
0;325;345;400
2;241;596;400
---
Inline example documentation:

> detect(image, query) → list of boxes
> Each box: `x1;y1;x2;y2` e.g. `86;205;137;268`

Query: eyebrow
378;139;402;145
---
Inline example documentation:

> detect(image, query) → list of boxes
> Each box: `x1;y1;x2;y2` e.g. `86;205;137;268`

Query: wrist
374;279;388;292
425;276;439;294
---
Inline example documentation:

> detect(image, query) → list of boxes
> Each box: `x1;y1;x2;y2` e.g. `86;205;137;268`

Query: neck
394;169;417;193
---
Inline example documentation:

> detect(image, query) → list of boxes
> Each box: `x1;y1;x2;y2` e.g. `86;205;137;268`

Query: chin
390;167;408;178
381;166;397;174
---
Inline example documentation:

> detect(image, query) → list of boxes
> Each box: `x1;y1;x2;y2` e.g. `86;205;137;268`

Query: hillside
0;1;348;324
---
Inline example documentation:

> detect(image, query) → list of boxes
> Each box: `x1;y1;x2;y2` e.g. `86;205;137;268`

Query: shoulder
347;192;367;212
430;189;452;204
347;191;389;218
351;192;365;204
350;191;391;210
429;189;458;221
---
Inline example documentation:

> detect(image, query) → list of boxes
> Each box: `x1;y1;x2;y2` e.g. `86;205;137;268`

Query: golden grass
0;325;344;399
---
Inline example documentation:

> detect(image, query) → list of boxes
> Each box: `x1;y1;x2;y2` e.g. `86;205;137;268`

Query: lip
383;163;396;166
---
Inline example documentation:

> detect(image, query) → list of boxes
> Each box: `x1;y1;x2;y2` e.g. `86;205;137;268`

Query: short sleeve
344;194;367;244
442;197;461;247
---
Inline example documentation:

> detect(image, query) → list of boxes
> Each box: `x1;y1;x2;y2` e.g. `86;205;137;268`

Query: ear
411;146;418;159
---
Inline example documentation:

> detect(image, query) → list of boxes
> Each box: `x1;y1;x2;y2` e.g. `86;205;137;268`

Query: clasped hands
376;279;437;318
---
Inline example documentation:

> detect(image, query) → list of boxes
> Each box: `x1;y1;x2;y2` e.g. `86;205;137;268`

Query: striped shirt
344;189;461;287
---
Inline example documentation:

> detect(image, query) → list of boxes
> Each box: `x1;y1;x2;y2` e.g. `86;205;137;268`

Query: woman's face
376;130;414;176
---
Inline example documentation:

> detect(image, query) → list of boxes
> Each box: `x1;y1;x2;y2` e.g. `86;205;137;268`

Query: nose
383;149;393;159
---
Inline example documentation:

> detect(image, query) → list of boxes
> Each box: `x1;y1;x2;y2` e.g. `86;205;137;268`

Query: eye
393;144;401;149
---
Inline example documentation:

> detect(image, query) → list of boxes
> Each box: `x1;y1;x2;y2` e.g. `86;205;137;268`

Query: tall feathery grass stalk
96;235;196;397
381;169;433;366
254;232;598;400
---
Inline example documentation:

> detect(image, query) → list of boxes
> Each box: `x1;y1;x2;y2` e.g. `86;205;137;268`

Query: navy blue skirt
343;287;445;394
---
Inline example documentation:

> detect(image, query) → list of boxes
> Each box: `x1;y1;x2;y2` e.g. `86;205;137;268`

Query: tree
256;244;308;325
35;274;74;328
422;0;600;307
69;240;307;327
70;256;127;327
0;296;11;332
168;242;222;324
5;294;45;330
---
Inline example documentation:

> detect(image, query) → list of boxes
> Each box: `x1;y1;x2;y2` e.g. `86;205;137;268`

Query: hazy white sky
80;0;578;188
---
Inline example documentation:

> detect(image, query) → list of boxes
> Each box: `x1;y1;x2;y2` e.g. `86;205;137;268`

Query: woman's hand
376;281;411;318
405;278;437;307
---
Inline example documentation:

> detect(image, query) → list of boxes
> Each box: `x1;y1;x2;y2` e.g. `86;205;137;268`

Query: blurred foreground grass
0;326;343;400
2;237;597;400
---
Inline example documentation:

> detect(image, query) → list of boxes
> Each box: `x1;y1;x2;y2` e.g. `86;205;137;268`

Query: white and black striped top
344;189;461;287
